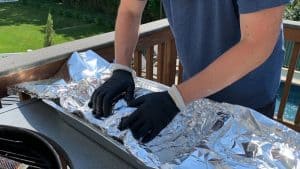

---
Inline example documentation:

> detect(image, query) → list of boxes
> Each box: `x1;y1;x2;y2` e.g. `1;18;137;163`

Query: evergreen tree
44;12;55;47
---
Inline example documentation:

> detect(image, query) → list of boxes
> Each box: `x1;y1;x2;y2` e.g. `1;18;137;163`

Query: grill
0;125;72;169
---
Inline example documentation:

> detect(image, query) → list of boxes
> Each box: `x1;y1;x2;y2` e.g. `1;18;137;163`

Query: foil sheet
67;50;110;82
9;79;68;99
11;50;300;169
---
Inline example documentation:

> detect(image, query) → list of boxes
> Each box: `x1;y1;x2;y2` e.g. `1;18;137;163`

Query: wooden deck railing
277;20;300;131
132;21;181;86
0;19;179;99
0;19;299;131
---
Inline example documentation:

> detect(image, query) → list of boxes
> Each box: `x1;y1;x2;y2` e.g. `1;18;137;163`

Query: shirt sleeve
237;0;292;14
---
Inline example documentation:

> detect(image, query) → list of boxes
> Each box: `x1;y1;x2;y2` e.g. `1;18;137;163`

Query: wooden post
157;43;165;83
178;63;183;84
295;105;300;126
163;39;177;86
146;47;154;80
277;43;300;121
134;50;142;77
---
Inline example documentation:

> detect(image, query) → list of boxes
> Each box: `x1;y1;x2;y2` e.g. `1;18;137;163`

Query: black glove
118;91;180;143
88;69;135;118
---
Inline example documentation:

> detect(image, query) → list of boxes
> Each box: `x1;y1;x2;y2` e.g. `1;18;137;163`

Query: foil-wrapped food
10;50;300;169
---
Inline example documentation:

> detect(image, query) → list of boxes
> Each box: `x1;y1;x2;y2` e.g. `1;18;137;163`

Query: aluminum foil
11;50;300;169
67;50;110;82
9;79;68;99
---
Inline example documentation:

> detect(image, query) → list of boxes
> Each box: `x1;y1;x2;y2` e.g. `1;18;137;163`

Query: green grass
0;2;112;53
0;24;44;52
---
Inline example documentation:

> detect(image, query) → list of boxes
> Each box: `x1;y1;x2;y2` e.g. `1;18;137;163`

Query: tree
44;12;55;47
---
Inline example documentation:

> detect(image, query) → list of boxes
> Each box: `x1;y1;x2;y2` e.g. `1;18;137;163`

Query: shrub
285;1;300;21
94;17;102;25
74;12;82;20
63;10;73;17
59;0;162;23
20;0;28;5
44;12;55;47
82;15;91;22
58;9;64;16
143;0;162;22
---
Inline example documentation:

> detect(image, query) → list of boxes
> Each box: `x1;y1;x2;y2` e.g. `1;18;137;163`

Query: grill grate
0;125;72;169
0;137;51;169
0;155;28;169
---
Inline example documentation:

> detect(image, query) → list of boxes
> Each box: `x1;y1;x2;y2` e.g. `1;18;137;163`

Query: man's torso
162;0;288;109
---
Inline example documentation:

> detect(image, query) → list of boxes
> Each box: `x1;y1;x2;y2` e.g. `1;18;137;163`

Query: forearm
177;39;276;104
177;6;284;105
114;5;143;67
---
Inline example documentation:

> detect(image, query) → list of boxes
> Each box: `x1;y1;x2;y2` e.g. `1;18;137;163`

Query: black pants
254;100;276;119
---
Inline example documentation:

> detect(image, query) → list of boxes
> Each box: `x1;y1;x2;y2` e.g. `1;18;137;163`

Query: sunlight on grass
0;23;107;53
0;2;112;53
0;24;44;52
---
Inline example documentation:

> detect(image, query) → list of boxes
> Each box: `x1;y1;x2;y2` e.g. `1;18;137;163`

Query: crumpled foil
11;50;300;169
67;50;111;83
9;79;68;99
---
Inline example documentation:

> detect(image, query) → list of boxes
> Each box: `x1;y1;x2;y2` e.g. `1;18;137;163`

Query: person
89;0;291;143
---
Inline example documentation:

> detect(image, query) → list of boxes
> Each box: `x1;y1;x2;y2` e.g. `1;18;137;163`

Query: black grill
0;125;72;169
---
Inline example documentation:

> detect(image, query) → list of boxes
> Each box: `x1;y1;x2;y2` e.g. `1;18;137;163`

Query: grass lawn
0;2;112;53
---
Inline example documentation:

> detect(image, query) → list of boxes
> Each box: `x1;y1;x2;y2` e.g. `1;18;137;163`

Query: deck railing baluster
163;40;177;86
146;47;154;80
178;63;183;84
277;43;300;121
295;105;300;126
133;50;142;77
157;43;165;83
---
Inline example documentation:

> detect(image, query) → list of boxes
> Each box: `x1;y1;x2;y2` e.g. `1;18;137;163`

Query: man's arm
88;0;147;117
114;0;147;67
177;5;285;104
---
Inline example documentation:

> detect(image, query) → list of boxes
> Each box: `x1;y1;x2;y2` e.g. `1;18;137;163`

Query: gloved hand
118;91;180;143
88;69;135;118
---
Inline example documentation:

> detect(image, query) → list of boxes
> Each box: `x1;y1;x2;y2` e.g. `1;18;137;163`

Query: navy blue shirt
162;0;290;109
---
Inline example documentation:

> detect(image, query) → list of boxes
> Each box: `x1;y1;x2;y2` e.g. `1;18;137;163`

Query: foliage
285;0;300;21
18;0;114;28
0;3;110;53
143;0;163;22
19;0;162;28
57;0;162;23
44;12;55;47
0;0;162;52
